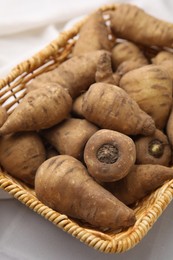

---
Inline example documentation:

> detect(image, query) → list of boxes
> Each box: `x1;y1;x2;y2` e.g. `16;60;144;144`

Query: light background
0;0;173;259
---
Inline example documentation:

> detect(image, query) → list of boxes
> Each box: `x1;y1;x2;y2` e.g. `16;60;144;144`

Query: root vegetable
95;51;116;84
0;132;46;186
41;118;98;160
0;84;72;135
72;11;111;56
0;106;8;127
152;51;173;81
27;50;110;98
35;155;136;229
84;129;136;182
112;41;148;76
119;65;172;129
135;129;171;166
112;73;121;85
110;4;173;48
72;93;85;118
152;51;173;64
82;82;156;136
104;165;173;205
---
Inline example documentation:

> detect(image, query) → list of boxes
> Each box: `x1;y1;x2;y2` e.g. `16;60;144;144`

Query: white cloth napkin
0;0;173;199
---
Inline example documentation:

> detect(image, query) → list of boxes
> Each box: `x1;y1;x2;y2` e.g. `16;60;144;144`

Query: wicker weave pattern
0;171;173;253
0;4;173;254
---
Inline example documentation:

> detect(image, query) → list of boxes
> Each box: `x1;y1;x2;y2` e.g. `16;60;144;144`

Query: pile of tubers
1;4;173;231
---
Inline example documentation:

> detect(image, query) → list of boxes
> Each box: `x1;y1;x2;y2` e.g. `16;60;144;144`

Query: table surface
0;189;173;260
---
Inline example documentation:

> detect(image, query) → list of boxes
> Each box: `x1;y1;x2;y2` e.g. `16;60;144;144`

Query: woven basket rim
0;3;173;254
0;170;173;253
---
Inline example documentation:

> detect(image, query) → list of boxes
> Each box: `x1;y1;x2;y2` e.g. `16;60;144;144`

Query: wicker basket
0;4;173;254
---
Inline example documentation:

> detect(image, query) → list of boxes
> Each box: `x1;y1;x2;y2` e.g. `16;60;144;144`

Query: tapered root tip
124;211;136;228
141;117;156;136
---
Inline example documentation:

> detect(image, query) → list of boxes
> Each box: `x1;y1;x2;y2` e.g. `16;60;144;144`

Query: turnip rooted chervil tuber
72;11;111;56
0;132;46;186
41;118;98;160
35;155;136;230
104;165;173;205
135;129;171;166
119;65;172;129
82;83;156;136
110;4;173;47
84;129;136;182
26;50;110;98
0;84;72;135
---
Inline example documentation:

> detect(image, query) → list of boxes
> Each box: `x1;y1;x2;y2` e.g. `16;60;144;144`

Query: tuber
27;50;110;98
95;51;116;84
135;129;171;166
112;41;148;76
84;129;136;182
119;65;172;129
41;118;98;160
82;83;156;136
152;51;173;81
72;93;85;118
110;4;173;48
0;132;46;186
0;84;72;135
104;164;173;205
35;155;136;229
72;11;111;56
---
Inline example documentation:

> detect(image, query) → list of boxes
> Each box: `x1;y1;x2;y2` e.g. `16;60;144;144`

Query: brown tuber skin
72;93;85;118
0;132;46;186
104;164;173;205
112;41;148;76
112;73;121;86
120;65;172;129
95;51;116;84
26;50;110;98
0;84;72;135
152;51;173;82
82;83;156;136
35;155;136;230
41;118;98;160
135;129;171;166
72;11;111;56
0;106;8;127
110;4;173;48
152;51;173;65
84;129;136;182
